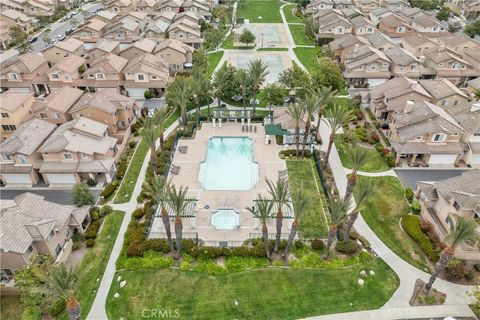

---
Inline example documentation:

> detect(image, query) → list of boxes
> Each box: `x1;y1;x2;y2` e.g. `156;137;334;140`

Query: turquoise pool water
211;209;240;230
198;137;258;190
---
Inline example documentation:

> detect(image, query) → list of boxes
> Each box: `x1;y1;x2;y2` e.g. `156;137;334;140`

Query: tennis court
234;23;290;48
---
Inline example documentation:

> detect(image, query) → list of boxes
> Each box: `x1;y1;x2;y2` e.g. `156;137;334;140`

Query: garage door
367;78;387;87
46;174;76;184
126;88;147;98
2;174;32;184
429;154;457;165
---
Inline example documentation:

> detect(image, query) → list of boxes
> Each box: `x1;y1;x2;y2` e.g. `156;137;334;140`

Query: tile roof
89;53;128;72
0;118;56;155
154;38;194;54
84;18;108;31
419;79;469;100
31;86;84;113
1;9;32;22
0;91;33;112
384;46;419;65
88;38;120;53
51;54;86;74
370;76;431;103
54;37;84;53
449;101;480;133
123;53;169;81
70;89;135;114
96;10;119;20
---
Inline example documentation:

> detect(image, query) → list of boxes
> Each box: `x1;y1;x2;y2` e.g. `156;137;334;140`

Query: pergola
212;108;251;127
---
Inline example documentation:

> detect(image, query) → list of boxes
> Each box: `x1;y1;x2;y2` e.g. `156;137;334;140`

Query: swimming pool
198;137;258;190
211;209;240;230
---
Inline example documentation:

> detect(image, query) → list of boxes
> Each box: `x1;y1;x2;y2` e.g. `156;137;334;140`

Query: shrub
358;236;371;249
375;144;385;153
295;239;304;249
179;260;192;271
48;298;66;317
126;240;146;257
445;259;468;280
85;239;95;248
384;152;395;167
129;140;136;149
225;256;269;272
136;192;145;203
474;263;480;272
404;188;414;203
402;215;437;261
369;132;380;143
311;239;325;251
349;230;360;240
280;149;312;158
101;181;118;198
85;220;101;239
355;127;368;142
116;162;127;180
122;251;173;270
100;205;113;217
182;239;196;252
144;89;152;99
231;246;250;256
335;241;358;254
21;306;42;320
86;178;97;187
72;232;84;250
411;200;421;214
132;208;145;220
193;260;227;275
71;183;95;207
144;239;170;253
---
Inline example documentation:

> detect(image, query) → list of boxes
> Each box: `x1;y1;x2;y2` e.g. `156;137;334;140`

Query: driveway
0;189;101;205
394;168;468;190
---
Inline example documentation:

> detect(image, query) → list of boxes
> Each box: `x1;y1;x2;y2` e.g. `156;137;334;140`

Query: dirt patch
409;279;446;306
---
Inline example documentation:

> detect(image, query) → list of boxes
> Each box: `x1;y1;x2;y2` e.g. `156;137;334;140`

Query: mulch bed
409;279;446;306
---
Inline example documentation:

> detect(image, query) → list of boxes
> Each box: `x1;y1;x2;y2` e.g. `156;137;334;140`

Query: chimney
404;100;414;113
353;44;359;53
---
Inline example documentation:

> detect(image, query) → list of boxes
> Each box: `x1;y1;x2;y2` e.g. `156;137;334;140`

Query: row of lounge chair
241;125;257;133
170;164;180;175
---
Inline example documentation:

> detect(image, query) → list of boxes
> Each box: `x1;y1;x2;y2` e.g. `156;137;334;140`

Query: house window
51;73;59;79
1;113;9;118
96;73;105;79
370;64;377;70
367;27;373;32
47;230;54;241
25;245;33;256
40;112;48;119
53;113;61;119
88;74;94;79
453;201;460;211
452;132;459;136
397;26;405;32
137;74;145;81
1;154;12;161
81;153;88;159
55;244;62;257
1;125;16;131
432;134;446;142
64;153;73;160
439;63;444;67
441;100;447;106
453;100;459;106
8;73;18;80
410;64;416;70
415;136;422;141
17;154;27;164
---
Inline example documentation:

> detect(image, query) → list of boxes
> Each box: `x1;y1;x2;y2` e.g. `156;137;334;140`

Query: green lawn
286;160;328;238
293;47;320;74
257;47;289;51
1;297;23;320
206;51;224;78
222;33;256;50
283;4;302;23
355;176;431;271
106;259;398;320
289;24;315;46
335;138;390;173
237;0;283;23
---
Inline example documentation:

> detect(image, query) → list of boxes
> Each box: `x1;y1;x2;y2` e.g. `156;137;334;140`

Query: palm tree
166;184;190;259
41;264;80;320
314;86;337;142
286;103;305;157
166;76;191;128
137;115;159;175
246;195;275;260
236;69;250;114
143;176;175;253
344;179;375;243
425;216;479;292
301;91;320;157
213;64;230;109
248;59;269;116
344;144;372;198
191;67;207;126
282;191;307;259
152;108;167;151
266;177;290;253
323;104;355;168
324;196;350;258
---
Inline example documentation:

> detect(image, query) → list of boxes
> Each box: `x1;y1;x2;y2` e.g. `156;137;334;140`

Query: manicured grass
293;47;320;74
335;138;390;173
287;160;328;238
289;24;315;46
106;259;398;320
206;51;224;78
355;176;431;271
237;0;283;23
1;297;23;320
338;88;349;96
257;47;289;51
283;4;302;23
222;33;256;50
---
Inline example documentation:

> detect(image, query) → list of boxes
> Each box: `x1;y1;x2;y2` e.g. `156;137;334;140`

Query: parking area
0;189;101;205
394;169;468;190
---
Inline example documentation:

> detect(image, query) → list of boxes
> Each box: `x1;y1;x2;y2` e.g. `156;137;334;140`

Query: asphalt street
394;168;468;190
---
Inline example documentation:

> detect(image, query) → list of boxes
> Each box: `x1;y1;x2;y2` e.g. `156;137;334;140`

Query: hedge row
402;215;439;261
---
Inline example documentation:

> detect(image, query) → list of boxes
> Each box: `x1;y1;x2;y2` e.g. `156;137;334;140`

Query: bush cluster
85;239;95;248
311;239;325;251
116;162;127;180
85;220;101;240
402;215;438;261
404;188;414;203
411;200;421;214
101;181;119;199
280;149;312;158
445;259;469;280
335;241;359;254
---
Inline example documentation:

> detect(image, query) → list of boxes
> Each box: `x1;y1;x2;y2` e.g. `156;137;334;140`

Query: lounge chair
179;146;188;154
254;126;257;133
242;125;245;132
170;165;180;175
249;125;253;132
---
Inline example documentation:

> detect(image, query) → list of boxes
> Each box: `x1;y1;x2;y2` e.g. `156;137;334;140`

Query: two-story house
0;9;35;33
378;14;415;41
109;0;135;13
419;79;470;109
41;38;84;65
83;54;128;92
0;118;56;185
136;0;156;13
154;38;194;72
450;102;480;167
119;38;157;60
410;14;448;37
31;87;84;124
86;39;121;64
156;0;183;12
304;0;334;14
384;46;422;78
123;53;170;98
365;32;397;52
353;0;381;13
144;18;170;40
0;91;34;139
95;10;119;24
43;54;86;90
314;9;352;39
104;20;141;43
401;34;439;59
72;18;108;43
350;15;375;36
0;52;49;94
167;20;203;48
328;34;370;63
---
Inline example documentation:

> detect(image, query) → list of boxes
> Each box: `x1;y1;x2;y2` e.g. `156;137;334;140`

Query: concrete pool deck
149;122;290;246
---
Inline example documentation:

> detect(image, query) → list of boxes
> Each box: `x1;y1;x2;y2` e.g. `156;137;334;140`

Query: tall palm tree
266;177;290;253
236;69;250;114
301;91;320;157
314;86;337;142
323;104;355;168
324;196;350;258
248;59;269;116
213;64;230;109
344;179;375;243
191;67;207;126
152;108;167;151
166;184;190;259
344;144;372;198
138;116;159;175
282;191;307;259
166;76;191;128
286;103;305;157
425;216;479;292
143;176;175;253
41;264;80;320
247;195;275;260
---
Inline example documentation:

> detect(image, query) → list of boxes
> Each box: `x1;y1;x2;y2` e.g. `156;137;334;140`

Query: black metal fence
312;149;330;203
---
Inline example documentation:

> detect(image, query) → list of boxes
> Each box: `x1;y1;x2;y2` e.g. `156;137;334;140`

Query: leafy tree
266;178;290;253
235;69;250;113
212;63;237;107
286;103;305;157
305;17;319;40
246;195;274;260
282;191;307;259
475;90;480;99
323;104;355;167
262;83;285;109
70;17;79;27
324;196;350;258
279;64;310;91
192;49;208;71
448;23;461;33
410;0;440;10
42;31;51;45
344;179;375;243
465;20;480;38
313;86;336;142
344;144;372;198
71;183;94;206
212;6;232;24
137;109;166;175
436;6;451;21
300;90;320;157
10;26;28;45
206;27;224;50
311;57;345;91
167;184;190;259
17;40;32;54
248;59;269;115
165;76;192;127
191;66;208;125
15;256;53;311
239;29;255;46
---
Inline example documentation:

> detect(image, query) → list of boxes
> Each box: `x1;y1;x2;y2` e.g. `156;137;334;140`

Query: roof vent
404;100;414;113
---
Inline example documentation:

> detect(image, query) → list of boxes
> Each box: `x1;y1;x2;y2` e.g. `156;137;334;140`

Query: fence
312;149;331;204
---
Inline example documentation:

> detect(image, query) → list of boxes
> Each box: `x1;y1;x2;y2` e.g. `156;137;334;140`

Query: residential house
182;0;212;20
365;32;397;52
109;0;135;13
31;87;84;124
123;53;169;98
450;101;480;166
69;90;138;142
381;0;409;9
23;0;54;17
433;34;480;57
44;55;86;88
0;20;10;49
136;0;156;12
328;34;370;63
353;0;381;13
153;10;176;24
86;39;120;64
72;18;108;43
463;47;480;72
397;7;424;21
314;9;352;38
0;91;34;139
0;9;35;33
167;19;203;48
0;52;49;93
419;79;470;109
41;38;84;65
38;117;118;184
332;0;353;9
410;14;448;37
0;118;55;185
172;10;202;26
378;14;415;41
350;15;375;36
0;193;90;283
305;0;334;14
389;100;466;166
369;76;432;120
384;46;422;78
120;11;151;30
417;170;480;259
338;7;363;19
369;8;395;25
83;54;128;91
154;38;194;72
156;0;183;12
95;10;119;24
144;18;170;40
0;0;25;12
467;77;480;95
401;34;439;58
119;38;157;60
103;19;141;42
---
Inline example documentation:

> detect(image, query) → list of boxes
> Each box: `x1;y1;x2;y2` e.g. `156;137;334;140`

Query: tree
465;20;480;38
324;196;350;258
206;27;224;50
71;183;94;206
212;63;231;108
193;49;208;71
246;195;274;259
410;0;440;10
300;90;320;157
70;17;79;27
266;177;290;253
165;76;191;128
262;83;285;110
314;86;336;142
344;179;375;243
42;31;51;46
191;67;208;125
41;264;81;320
286;103;305;157
305;17;319;40
323;104;355;168
167;184;190;259
282;191;307;259
235;69;250;113
344;144;372;198
425;216;479;292
9;26;28;46
138;114;159;175
239;29;255;47
278;64;310;91
436;6;451;21
311;57;345;91
248;59;269;115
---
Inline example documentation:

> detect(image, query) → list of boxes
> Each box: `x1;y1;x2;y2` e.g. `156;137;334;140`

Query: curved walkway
343;167;398;177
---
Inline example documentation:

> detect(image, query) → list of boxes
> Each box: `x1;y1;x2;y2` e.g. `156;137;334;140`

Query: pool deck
149;122;290;246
